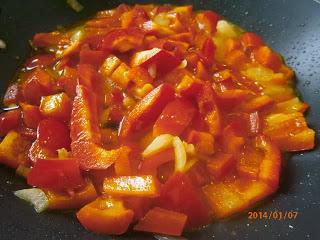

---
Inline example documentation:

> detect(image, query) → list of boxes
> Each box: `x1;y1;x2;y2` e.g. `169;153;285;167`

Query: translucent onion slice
173;136;187;172
142;134;174;158
14;188;49;213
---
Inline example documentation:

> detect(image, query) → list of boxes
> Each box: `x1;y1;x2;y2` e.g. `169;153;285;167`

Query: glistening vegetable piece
0;3;315;237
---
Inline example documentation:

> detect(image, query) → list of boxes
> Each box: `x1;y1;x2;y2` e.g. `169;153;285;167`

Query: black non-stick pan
0;0;319;239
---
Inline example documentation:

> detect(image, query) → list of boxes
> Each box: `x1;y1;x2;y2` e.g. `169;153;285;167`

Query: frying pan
0;0;319;239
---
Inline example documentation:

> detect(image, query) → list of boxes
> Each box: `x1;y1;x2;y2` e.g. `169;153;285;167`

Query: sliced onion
142;134;174;158
173;137;187;172
14;188;49;213
0;39;6;49
66;0;84;12
183;141;196;157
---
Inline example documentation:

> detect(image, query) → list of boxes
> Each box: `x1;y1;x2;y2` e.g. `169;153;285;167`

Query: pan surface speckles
0;0;319;239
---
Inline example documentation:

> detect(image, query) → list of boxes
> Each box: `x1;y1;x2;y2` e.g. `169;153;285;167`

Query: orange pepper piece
103;175;159;197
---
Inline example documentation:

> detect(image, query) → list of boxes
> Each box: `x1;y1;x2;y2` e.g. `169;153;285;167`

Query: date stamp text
248;211;299;220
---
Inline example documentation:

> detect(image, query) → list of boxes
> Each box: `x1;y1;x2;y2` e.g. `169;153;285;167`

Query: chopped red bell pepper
24;54;55;70
207;152;235;181
28;139;56;165
156;173;211;229
255;135;281;188
77;197;134;235
37;118;71;151
0;109;21;137
3;83;22;106
79;49;108;67
32;32;62;48
140;147;175;174
196;83;221;136
21;104;43;129
240;32;264;49
200;37;216;67
103;175;160;197
153;98;196;136
133;207;187;236
22;68;55;105
131;48;181;77
77;64;99;89
253;46;282;72
40;92;72;120
70;85;125;170
27;158;84;191
187;130;215;155
176;75;203;98
119;83;175;140
101;27;145;52
196;10;221;33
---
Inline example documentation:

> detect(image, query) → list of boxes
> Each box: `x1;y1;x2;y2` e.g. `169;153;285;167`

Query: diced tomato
3;83;22;106
22;68;55;105
103;175;159;197
77;197;134;235
24;54;55;70
140;147;175;174
37;119;71;151
79;49;108;67
40;93;72;120
207;152;235;181
0;109;21;137
196;10;221;33
21;104;42;129
32;32;62;47
119;83;175;139
101;27;145;52
153;99;196;137
253;46;282;72
156;173;211;229
131;48;181;77
240;32;264;49
27;158;84;191
134;207;187;236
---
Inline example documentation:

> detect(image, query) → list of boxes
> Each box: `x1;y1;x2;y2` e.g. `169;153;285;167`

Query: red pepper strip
27;158;84;191
71;85;125;170
119;83;175;140
133;207;187;236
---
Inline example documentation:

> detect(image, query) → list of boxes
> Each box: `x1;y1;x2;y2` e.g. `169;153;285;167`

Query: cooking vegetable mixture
0;4;315;236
